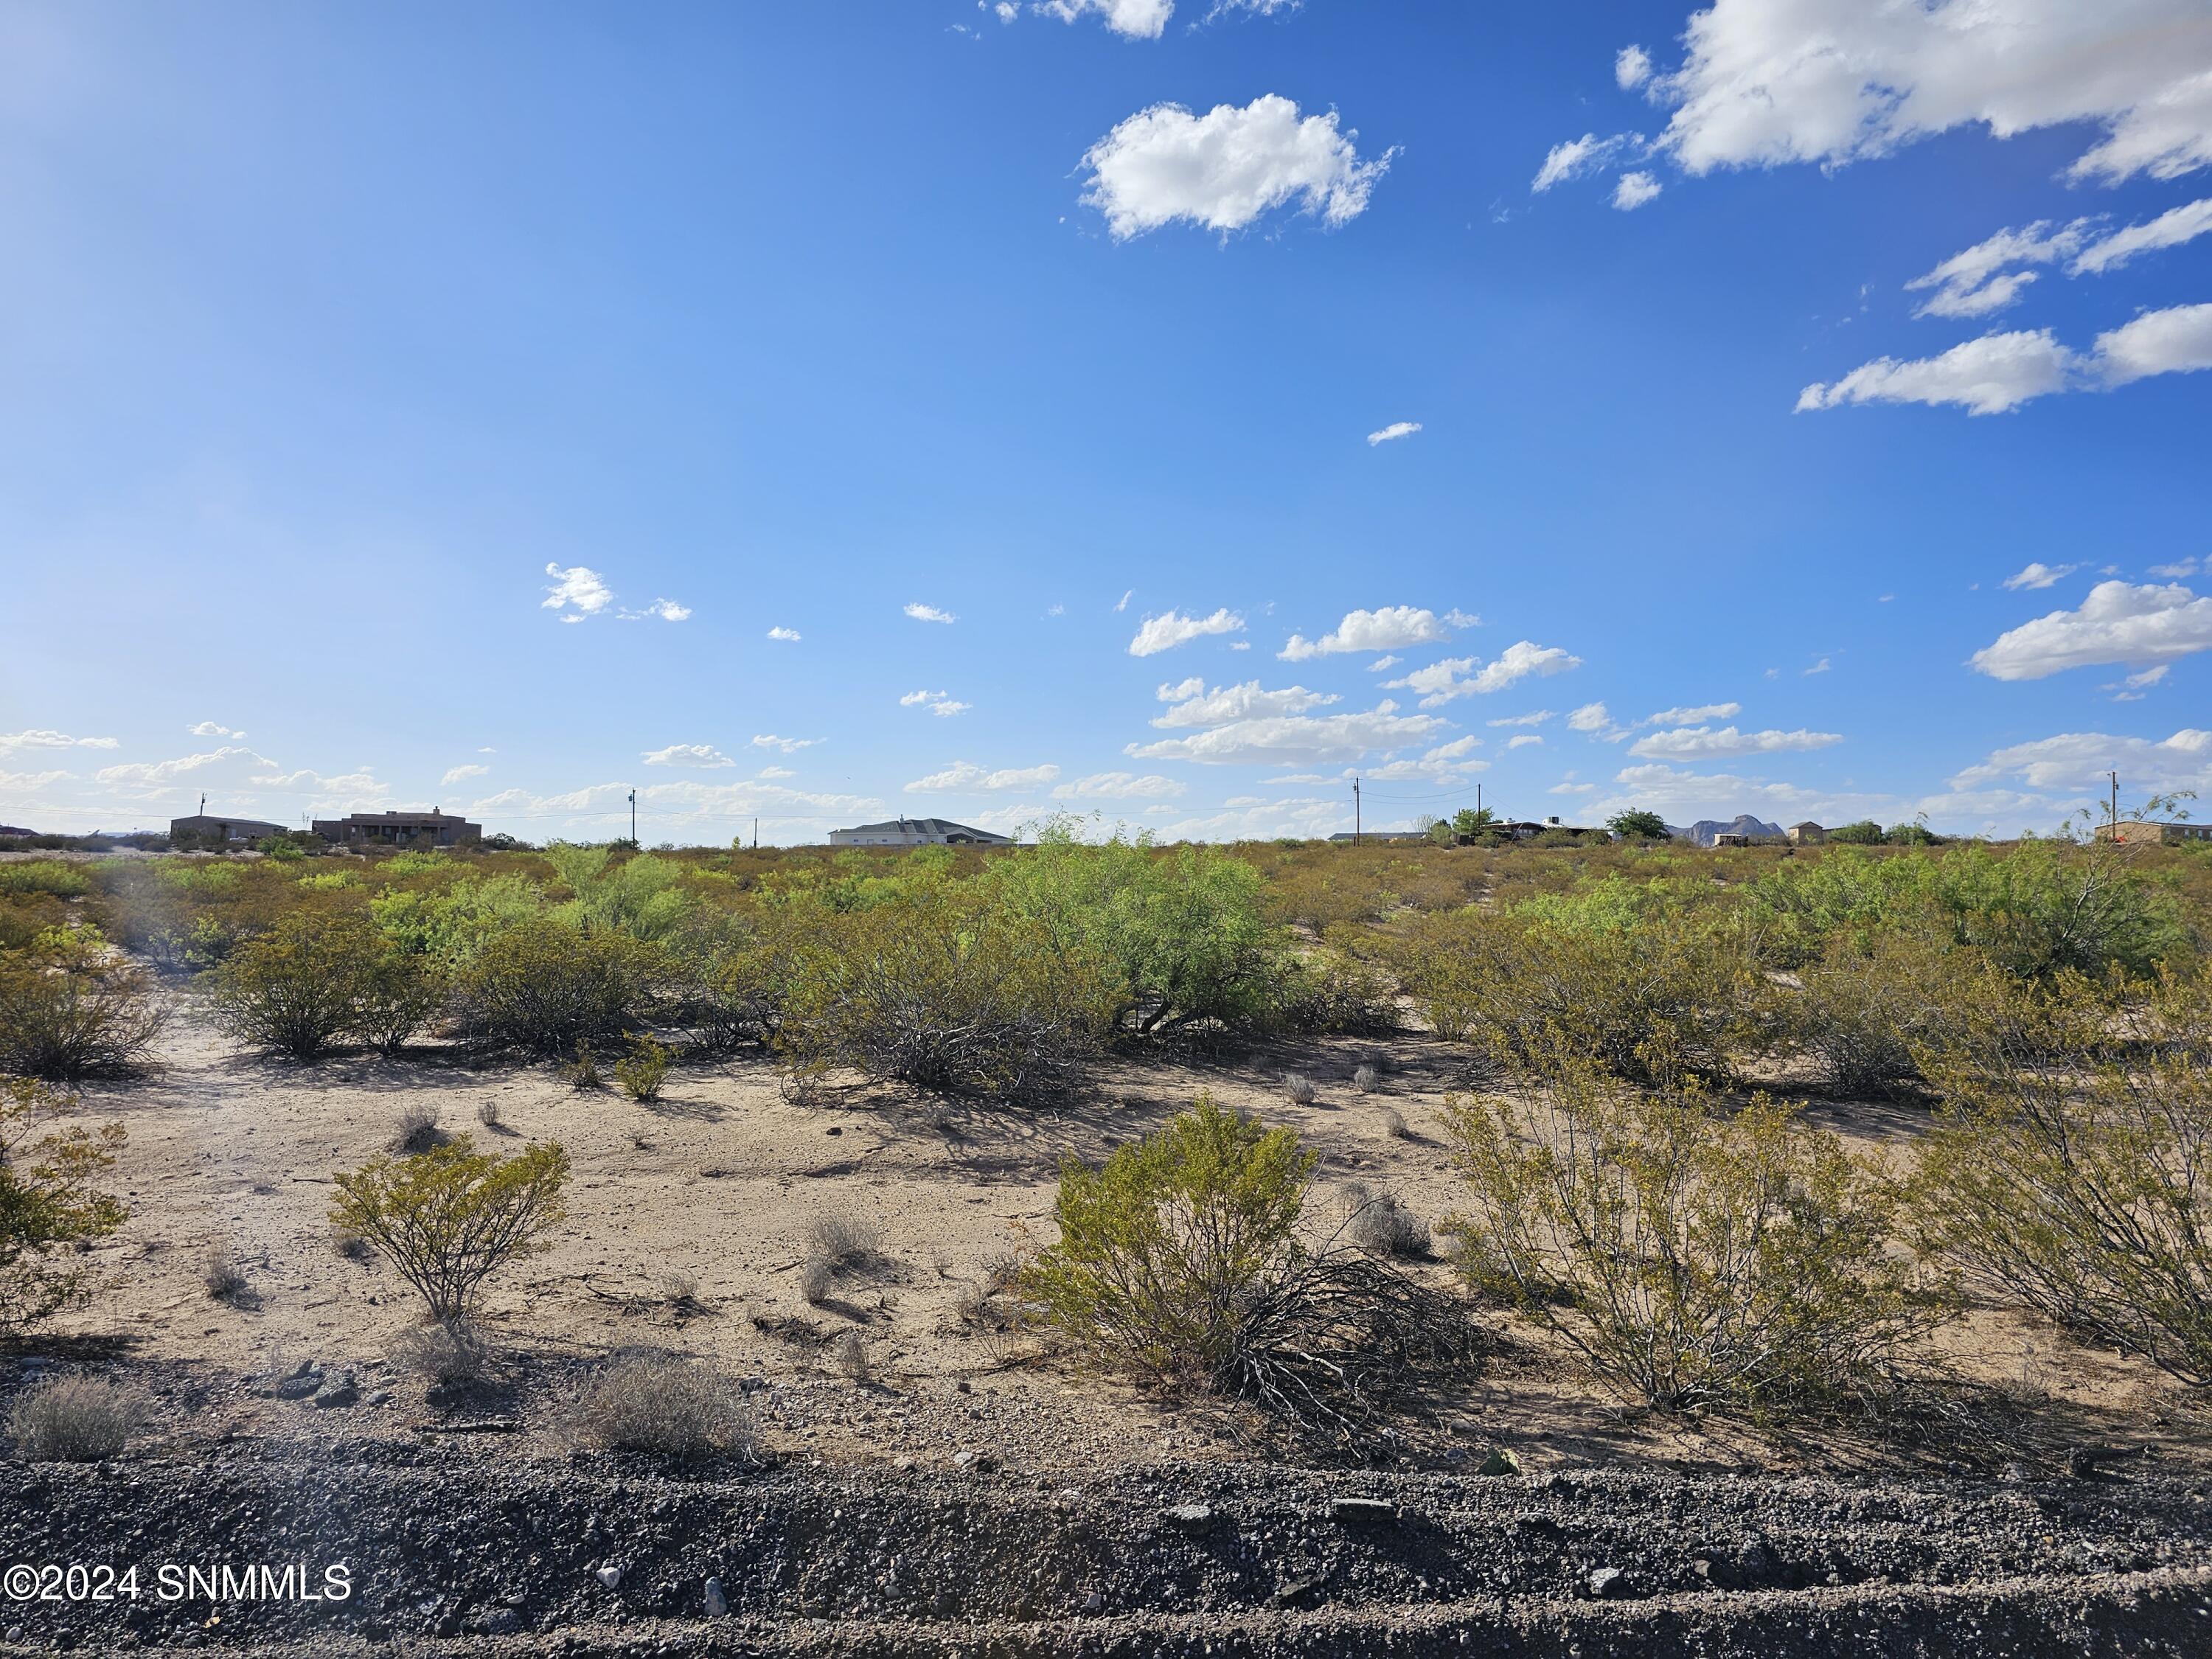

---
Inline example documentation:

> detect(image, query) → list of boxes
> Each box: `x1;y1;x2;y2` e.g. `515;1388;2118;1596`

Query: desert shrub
369;872;543;959
805;1213;882;1270
833;1330;869;1382
1342;1183;1430;1259
1353;1062;1380;1093
1282;1073;1320;1106
1266;949;1398;1036
779;885;1116;1097
0;932;169;1078
1391;908;1775;1085
1026;1094;1477;1444
664;911;796;1051
614;1034;671;1102
1789;929;1975;1097
0;862;92;899
1442;1051;1945;1415
0;1077;128;1335
1377;1105;1410;1139
1910;964;2212;1384
546;846;695;941
475;1097;501;1128
208;911;388;1060
391;1102;444;1152
389;1320;490;1386
330;1135;570;1324
564;1040;603;1090
448;917;665;1056
7;1374;145;1462
349;945;446;1056
567;1350;757;1458
202;1242;248;1301
798;1255;832;1304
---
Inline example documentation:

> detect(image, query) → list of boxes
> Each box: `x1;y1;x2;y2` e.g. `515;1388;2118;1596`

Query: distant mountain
1667;815;1785;847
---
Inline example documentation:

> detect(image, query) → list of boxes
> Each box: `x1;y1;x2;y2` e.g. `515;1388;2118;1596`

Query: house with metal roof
828;817;1011;847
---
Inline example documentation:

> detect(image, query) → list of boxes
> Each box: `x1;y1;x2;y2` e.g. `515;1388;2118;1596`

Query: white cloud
1366;421;1422;445
901;689;945;706
751;734;824;754
2094;302;2212;385
1628;725;1846;760
0;729;119;752
1423;736;1483;762
1796;328;2077;416
757;765;796;780
94;745;276;786
2003;562;2081;591
1952;727;2212;795
900;689;969;717
543;563;613;620
1645;0;2212;187
441;763;490;785
186;722;243;740
767;625;801;641
0;770;69;793
1051;771;1187;800
1279;605;1463;661
1114;589;1134;613
905;602;956;625
905;760;1062;793
2147;557;2201;580
1366;655;1401;672
1639;701;1741;726
466;778;881;837
1128;708;1447;767
624;598;691;623
1615;45;1652;91
1129;607;1246;656
1804;656;1833;675
1551;779;1600;796
2073;197;2212;274
1153;679;1340;728
1488;710;1555;727
1506;734;1545;750
1383;640;1581;706
1612;171;1662;210
1035;0;1172;38
1532;131;1637;192
928;700;970;717
1905;219;2090;319
644;743;736;768
1081;95;1394;240
1566;702;1613;734
1970;579;2212;680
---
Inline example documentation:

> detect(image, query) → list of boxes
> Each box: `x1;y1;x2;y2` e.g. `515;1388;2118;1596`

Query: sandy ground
28;990;2205;1480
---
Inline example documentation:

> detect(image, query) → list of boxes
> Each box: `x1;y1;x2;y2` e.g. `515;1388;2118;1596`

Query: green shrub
0;933;169;1078
209;911;394;1059
1027;1095;1477;1444
0;863;92;899
779;886;1116;1096
1910;964;2212;1384
448;917;665;1056
0;1077;128;1336
330;1135;571;1324
1788;929;1975;1098
1266;947;1399;1036
1443;1052;1944;1415
614;1033;670;1102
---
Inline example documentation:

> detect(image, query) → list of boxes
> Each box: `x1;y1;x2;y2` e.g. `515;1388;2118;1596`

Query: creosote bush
0;1076;128;1336
1342;1183;1430;1259
1910;964;2212;1385
568;1350;758;1458
0;933;169;1079
8;1374;145;1462
1026;1094;1478;1445
390;1320;490;1388
1443;1048;1945;1416
209;911;439;1060
330;1135;571;1325
614;1033;671;1102
450;918;664;1057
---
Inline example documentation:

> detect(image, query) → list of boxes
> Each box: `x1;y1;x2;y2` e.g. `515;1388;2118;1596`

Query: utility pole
1477;783;1483;816
1353;777;1361;844
2110;771;2120;838
628;788;637;846
752;816;759;849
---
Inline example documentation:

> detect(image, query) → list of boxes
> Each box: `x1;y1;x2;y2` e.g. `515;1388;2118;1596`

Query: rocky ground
4;1436;2211;1657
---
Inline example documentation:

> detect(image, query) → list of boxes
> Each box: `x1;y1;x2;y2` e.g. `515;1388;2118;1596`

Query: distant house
2098;819;2212;847
1326;830;1433;844
170;813;288;845
0;825;37;838
828;817;1011;847
1787;821;1827;845
313;809;482;849
1711;832;1753;849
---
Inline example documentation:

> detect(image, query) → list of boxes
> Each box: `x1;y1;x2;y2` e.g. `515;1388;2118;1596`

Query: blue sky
3;0;2208;843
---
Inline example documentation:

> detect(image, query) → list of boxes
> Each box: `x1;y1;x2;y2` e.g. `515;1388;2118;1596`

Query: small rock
1166;1503;1213;1527
1478;1447;1521;1477
703;1577;728;1617
1589;1566;1627;1599
271;1373;322;1402
364;1391;394;1408
954;1450;1000;1472
478;1609;521;1635
1329;1497;1397;1524
1080;1592;1103;1613
595;1565;622;1590
312;1370;361;1408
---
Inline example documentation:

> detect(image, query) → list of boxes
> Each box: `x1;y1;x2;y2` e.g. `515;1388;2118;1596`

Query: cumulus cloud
1153;680;1339;728
1383;641;1582;706
1532;131;1637;192
1952;727;2212;794
466;778;881;838
1489;710;1555;728
1129;607;1246;656
542;563;613;621
751;734;824;754
1506;734;1545;750
644;743;736;768
1970;580;2212;680
1615;45;1652;91
1366;421;1422;445
1640;701;1742;726
2003;562;2081;591
2073;197;2212;275
441;763;490;785
1642;0;2212;187
1905;220;2090;318
766;626;801;641
1051;771;1187;800
1628;725;1846;760
0;730;119;753
1566;702;1614;734
1128;708;1447;767
904;602;956;625
1080;95;1394;240
900;689;969;717
186;722;243;740
622;598;691;623
906;760;1062;793
95;745;276;787
1279;605;1467;661
1612;171;1662;210
1035;0;1172;37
